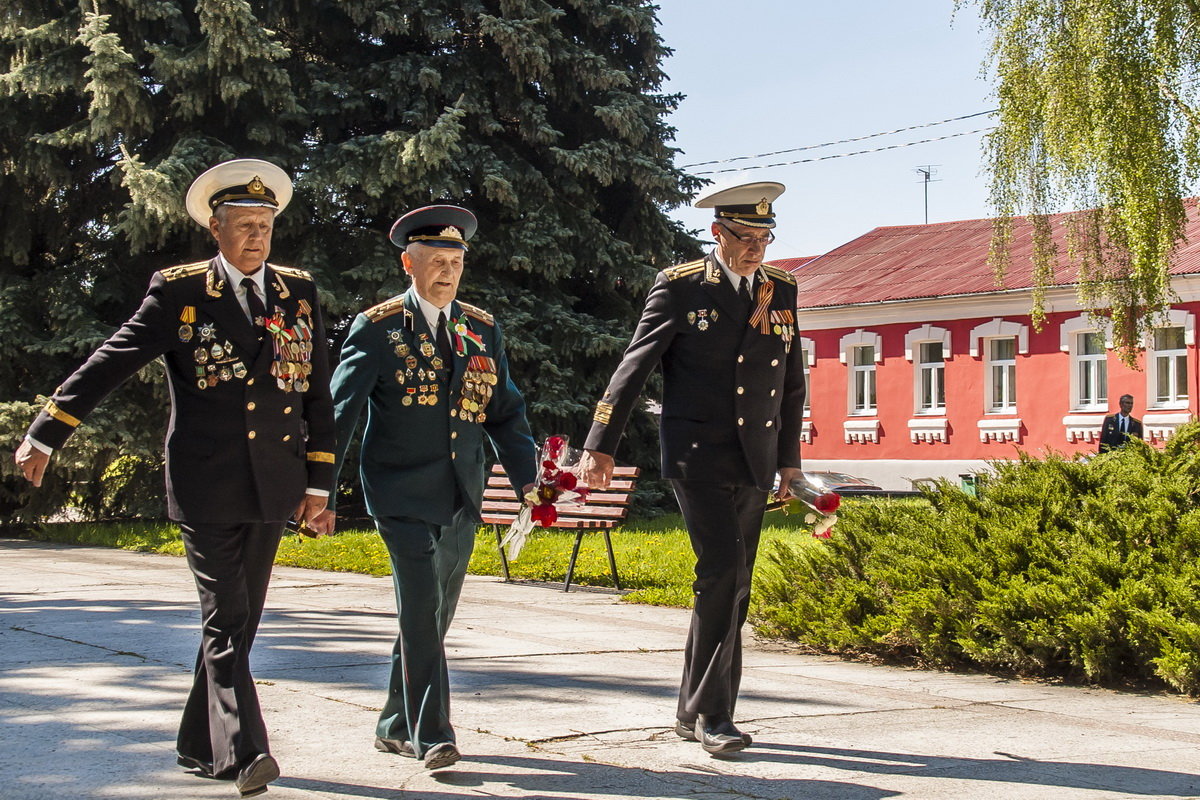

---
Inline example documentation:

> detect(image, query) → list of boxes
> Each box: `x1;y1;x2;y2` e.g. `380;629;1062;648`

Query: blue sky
654;1;996;259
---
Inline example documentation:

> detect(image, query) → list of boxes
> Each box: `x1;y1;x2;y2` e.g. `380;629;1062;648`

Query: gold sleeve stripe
306;452;335;464
45;401;81;428
593;401;614;425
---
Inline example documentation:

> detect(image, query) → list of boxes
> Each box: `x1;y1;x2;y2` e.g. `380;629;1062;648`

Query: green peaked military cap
389;205;478;250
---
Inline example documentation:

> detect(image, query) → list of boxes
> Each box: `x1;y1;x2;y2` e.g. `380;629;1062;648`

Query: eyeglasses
718;224;775;247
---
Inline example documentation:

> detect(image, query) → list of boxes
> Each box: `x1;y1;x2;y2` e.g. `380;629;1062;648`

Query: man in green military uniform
13;159;335;797
318;205;536;770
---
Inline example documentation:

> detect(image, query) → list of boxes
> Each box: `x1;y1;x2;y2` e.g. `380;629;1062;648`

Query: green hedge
753;422;1200;693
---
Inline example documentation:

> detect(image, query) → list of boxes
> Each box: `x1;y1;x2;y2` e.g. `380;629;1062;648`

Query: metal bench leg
564;531;585;592
494;524;511;582
603;530;621;591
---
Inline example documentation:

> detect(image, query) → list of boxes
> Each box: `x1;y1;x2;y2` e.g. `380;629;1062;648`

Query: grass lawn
17;508;821;608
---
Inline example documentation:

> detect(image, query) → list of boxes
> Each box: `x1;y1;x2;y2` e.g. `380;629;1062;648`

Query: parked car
802;471;884;495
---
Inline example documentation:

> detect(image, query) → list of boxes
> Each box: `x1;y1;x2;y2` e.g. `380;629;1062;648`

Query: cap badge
755;198;770;215
439;226;464;241
248;176;266;196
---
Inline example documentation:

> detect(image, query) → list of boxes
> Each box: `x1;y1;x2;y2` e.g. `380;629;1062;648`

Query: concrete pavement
2;536;1200;799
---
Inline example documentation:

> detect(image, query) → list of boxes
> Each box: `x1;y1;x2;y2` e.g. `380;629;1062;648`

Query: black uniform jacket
1099;413;1144;452
585;252;806;491
27;257;336;523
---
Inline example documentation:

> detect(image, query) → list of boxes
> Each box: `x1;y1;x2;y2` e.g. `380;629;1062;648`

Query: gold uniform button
283;434;291;442
737;418;744;426
737;355;745;363
246;402;256;411
765;420;774;427
247;378;254;386
771;359;780;367
736;387;744;395
451;431;458;439
248;431;256;439
770;389;777;397
451;452;457;459
284;406;292;414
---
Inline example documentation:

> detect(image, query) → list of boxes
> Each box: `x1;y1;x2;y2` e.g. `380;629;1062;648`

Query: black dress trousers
671;480;768;723
175;521;284;778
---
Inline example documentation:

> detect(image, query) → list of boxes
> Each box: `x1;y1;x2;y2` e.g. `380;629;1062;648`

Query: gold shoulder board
272;265;314;281
663;259;705;281
364;296;406;322
159;262;209;282
459;302;495;326
763;265;797;285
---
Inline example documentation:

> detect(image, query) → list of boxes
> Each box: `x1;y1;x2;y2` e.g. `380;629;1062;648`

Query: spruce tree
0;1;696;519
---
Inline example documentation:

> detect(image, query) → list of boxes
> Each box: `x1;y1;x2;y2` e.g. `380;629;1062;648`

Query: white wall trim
978;417;1022;443
843;418;881;444
903;324;952;362
838;329;883;364
800;419;813;445
1059;313;1112;351
1062;413;1106;443
1142;412;1192;442
908;417;948;443
969;318;1028;357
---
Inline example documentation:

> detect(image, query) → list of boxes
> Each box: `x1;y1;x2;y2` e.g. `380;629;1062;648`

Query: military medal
431;356;444;370
211;342;225;359
233;362;247;379
420;340;435;358
396;370;406;385
406;355;418;370
697;309;709;331
219;366;232;381
687;311;696;324
199;323;216;341
195;347;209;364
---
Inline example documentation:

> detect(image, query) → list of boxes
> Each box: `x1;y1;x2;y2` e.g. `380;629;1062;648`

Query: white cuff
26;436;52;455
305;488;330;498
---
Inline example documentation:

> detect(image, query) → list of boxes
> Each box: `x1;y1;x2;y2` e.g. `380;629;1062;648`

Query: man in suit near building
580;181;807;755
12;159;335;797
1099;393;1144;452
318;205;536;770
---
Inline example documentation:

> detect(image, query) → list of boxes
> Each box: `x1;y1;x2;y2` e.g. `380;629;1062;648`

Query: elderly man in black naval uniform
580;180;806;756
13;159;335;797
316;205;536;771
1098;394;1144;452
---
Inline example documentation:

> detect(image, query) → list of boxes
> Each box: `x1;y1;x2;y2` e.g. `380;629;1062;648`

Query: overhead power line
693;126;995;175
681;108;998;170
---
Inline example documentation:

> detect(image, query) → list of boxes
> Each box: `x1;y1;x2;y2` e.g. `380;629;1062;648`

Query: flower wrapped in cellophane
499;436;589;559
771;474;841;538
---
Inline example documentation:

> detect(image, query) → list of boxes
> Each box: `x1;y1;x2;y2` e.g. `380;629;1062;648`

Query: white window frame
984;336;1018;414
839;329;881;417
905;325;951;416
1060;314;1111;413
849;344;877;416
1145;310;1194;410
798;336;814;417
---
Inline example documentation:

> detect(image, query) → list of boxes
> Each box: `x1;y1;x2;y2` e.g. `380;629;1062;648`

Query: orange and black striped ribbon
748;279;774;334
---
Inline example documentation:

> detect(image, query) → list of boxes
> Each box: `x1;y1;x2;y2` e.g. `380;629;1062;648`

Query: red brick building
779;207;1200;489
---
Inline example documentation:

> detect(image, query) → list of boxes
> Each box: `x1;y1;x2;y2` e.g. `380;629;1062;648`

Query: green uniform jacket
26;258;336;523
329;288;536;526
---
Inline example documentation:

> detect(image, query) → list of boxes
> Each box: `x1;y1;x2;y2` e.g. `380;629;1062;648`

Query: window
918;341;945;413
1153;326;1188;406
798;337;814;415
1076;331;1107;409
986;337;1016;413
851;345;876;414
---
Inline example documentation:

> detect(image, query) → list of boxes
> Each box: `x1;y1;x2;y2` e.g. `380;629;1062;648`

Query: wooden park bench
480;464;640;592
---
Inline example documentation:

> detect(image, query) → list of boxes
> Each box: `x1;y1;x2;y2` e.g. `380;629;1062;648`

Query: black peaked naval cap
389;205;478;249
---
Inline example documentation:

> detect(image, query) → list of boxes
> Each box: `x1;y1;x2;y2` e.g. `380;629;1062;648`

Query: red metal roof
791;202;1200;309
767;256;817;275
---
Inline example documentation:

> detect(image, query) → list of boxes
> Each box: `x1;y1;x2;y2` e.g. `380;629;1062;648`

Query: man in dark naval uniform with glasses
580;180;807;756
13;159;335;797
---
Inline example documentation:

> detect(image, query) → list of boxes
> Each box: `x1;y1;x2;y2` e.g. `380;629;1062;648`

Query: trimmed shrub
753;422;1200;692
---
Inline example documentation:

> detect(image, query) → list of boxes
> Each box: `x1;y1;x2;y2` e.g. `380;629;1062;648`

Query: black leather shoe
423;742;461;770
696;714;747;755
674;719;697;741
176;754;214;777
235;753;280;798
374;737;416;758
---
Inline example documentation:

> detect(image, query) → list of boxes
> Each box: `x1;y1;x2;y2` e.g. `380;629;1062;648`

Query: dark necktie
436;311;454;364
739;276;752;305
1121;416;1128;434
241;277;267;327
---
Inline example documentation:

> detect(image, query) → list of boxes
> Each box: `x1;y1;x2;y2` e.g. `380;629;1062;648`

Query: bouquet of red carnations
500;436;589;559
